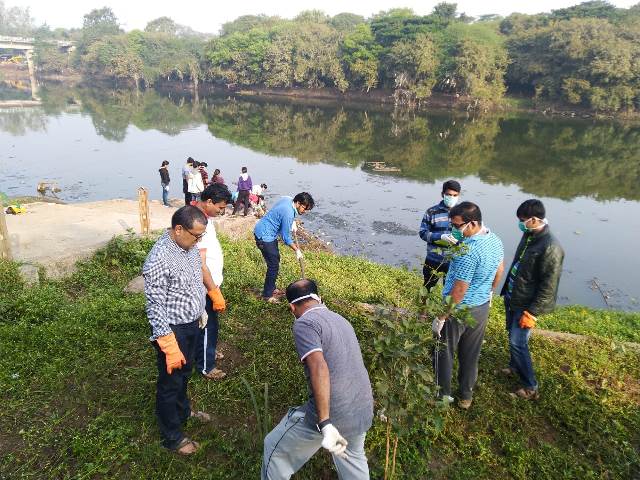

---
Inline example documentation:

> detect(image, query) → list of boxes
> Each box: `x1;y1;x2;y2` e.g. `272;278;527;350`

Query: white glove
291;221;298;233
432;317;445;338
321;424;348;458
440;234;458;245
199;311;208;329
164;185;170;192
296;249;304;261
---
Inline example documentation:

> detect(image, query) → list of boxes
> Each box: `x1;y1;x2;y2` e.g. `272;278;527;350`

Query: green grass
0;234;638;479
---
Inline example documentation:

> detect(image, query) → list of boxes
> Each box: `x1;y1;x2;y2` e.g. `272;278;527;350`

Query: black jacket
159;167;170;184
500;226;564;316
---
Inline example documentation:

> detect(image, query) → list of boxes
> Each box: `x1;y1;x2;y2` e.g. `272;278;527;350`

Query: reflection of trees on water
22;86;640;201
0;107;48;136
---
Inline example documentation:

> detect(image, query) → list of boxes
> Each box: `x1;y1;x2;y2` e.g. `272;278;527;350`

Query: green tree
144;16;180;35
341;24;381;91
0;0;34;35
330;13;365;31
78;7;121;56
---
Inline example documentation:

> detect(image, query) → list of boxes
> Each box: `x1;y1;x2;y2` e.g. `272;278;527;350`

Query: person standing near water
419;180;462;292
159;160;170;207
187;161;205;203
500;199;564;400
254;193;314;303
431;201;504;410
211;169;225;185
142;206;210;455
193;183;233;380
232;167;253;216
182;157;194;206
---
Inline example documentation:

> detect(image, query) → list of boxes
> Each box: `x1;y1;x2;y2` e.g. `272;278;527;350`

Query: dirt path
4;198;257;277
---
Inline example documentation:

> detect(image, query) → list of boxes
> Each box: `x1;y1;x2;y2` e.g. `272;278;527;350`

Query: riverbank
0;231;638;479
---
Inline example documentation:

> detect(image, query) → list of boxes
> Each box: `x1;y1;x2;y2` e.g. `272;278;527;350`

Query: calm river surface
1;86;639;310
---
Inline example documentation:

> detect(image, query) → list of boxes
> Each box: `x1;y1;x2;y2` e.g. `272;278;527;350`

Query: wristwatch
316;418;331;432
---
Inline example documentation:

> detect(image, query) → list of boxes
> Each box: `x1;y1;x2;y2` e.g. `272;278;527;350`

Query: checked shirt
143;230;206;340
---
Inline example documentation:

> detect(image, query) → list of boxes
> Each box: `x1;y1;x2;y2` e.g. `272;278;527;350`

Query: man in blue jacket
254;192;315;302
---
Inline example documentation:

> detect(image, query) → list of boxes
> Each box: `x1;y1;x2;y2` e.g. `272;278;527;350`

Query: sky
9;0;640;34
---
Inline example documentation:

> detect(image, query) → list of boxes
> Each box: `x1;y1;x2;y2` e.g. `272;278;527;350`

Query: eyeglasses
451;221;468;229
183;226;207;241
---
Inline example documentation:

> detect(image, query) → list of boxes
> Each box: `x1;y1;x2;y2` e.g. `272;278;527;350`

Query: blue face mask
451;222;468;241
518;220;529;233
443;195;458;208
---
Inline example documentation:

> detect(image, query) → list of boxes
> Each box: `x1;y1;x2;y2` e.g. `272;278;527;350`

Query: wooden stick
0;206;11;261
138;187;150;235
391;435;399;479
591;277;611;308
384;421;391;480
293;227;305;278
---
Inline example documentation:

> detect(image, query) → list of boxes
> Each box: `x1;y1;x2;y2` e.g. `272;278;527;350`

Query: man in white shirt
193;183;233;379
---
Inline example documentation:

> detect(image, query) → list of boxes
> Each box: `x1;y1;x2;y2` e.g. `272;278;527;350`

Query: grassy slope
0;234;638;479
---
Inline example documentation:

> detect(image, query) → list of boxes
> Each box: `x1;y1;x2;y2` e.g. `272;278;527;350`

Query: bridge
0;35;76;102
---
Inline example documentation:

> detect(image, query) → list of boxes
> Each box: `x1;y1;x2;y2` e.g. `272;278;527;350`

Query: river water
1;85;639;310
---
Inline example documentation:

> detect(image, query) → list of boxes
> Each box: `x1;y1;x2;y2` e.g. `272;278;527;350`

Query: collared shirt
419;200;452;265
443;228;504;307
143;230;206;340
292;304;374;436
254;196;298;246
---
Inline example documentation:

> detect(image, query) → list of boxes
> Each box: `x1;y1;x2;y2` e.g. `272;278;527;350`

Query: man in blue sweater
254;192;315;302
419;180;462;292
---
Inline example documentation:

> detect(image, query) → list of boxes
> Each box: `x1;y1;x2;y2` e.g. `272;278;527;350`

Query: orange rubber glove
519;311;537;329
156;332;186;374
208;288;226;312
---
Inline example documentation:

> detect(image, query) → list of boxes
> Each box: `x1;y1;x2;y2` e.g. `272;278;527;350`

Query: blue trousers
161;183;169;206
196;295;219;374
153;320;198;449
505;301;538;390
255;235;280;298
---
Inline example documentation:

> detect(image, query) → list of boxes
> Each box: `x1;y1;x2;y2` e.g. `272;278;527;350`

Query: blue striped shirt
443;229;504;307
254;196;298;246
419;201;452;265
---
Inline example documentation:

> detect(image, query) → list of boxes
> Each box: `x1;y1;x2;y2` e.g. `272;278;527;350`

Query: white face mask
443;195;458;208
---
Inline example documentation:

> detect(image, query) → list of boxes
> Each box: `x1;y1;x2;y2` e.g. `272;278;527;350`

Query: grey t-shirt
293;305;374;436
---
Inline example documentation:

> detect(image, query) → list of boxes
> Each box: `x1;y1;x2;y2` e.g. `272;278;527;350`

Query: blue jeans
196;295;219;374
262;407;369;480
505;301;538;390
161;183;169;206
153;320;198;449
255;235;280;298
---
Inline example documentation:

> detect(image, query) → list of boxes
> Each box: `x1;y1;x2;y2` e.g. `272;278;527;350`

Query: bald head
286;279;321;318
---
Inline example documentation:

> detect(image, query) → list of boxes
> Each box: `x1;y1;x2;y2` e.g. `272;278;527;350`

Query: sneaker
203;368;226;380
509;388;539;400
458;398;473;410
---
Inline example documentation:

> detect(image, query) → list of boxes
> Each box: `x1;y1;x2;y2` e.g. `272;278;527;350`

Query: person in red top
199;162;209;186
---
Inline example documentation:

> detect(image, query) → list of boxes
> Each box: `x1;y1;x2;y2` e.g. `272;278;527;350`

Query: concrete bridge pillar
25;49;39;100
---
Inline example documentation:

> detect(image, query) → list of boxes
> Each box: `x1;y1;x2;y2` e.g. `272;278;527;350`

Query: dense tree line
9;1;640;112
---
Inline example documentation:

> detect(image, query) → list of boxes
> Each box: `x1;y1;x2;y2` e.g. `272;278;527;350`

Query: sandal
174;437;200;455
510;388;540;400
190;410;212;422
203;368;226;380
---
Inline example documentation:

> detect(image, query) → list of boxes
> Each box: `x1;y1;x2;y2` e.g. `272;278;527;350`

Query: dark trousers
255;235;280;298
433;302;490;400
505;300;538;390
153;320;198;449
183;179;190;206
196;296;219;374
233;190;250;216
423;259;449;292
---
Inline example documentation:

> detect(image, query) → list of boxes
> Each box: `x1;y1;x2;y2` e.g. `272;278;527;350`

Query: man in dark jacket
500;199;564;400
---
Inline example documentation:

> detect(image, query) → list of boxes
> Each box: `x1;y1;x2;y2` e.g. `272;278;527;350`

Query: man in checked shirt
143;205;209;455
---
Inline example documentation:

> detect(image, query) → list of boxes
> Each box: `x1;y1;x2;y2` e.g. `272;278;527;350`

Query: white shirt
197;219;224;286
251;185;263;196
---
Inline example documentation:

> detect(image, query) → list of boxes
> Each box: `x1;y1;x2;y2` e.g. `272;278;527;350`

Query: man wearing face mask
143;206;208;455
262;279;373;479
419;180;462;292
432;201;504;410
500;199;564;400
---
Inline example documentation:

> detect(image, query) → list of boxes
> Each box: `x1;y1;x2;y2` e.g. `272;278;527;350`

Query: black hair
449;201;482;223
293;192;315;210
286;278;319;304
187;157;194;164
192;160;200;168
214;169;221;175
200;162;208;167
241;166;248;173
161;160;169;166
516;199;545;219
442;180;461;193
261;183;268;189
171;205;207;229
201;183;232;204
